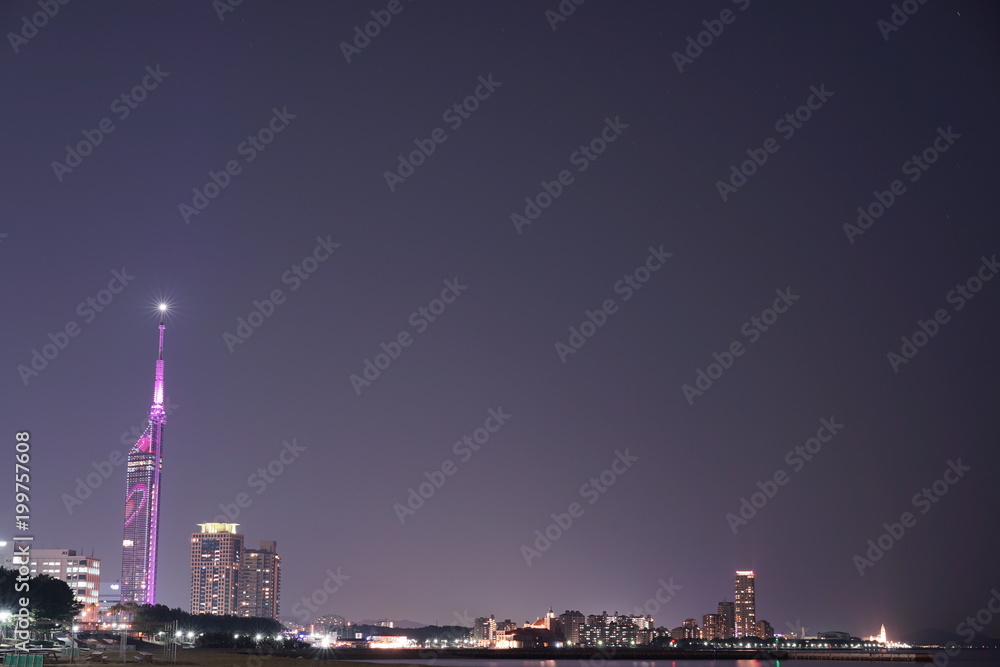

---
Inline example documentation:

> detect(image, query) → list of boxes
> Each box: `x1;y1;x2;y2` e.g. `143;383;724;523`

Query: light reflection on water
362;659;958;667
361;654;999;667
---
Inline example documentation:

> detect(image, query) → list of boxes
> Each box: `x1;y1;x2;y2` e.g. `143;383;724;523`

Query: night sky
3;0;999;639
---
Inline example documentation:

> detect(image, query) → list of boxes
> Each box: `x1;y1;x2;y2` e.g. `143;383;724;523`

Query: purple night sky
2;0;999;639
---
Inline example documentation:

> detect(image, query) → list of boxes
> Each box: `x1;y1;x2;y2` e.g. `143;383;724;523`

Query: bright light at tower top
158;303;168;312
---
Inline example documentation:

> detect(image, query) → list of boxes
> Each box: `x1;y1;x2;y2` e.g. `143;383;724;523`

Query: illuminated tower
734;570;756;637
120;312;167;604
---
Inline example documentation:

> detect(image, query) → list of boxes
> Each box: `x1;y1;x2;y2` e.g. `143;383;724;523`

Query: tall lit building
734;570;756;637
190;523;244;615
239;540;281;620
717;601;734;638
702;613;721;640
7;548;101;627
681;618;700;639
120;313;168;604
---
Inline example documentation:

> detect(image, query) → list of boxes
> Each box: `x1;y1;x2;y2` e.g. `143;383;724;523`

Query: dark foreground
256;647;934;662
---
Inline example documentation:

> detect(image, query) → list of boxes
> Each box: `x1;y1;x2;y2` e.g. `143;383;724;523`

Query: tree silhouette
0;568;83;634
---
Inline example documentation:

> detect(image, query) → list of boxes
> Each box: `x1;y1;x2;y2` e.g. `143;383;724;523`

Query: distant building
496;610;560;649
734;571;756;637
717;600;735;638
496;619;517;634
369;635;413;648
681;618;700;639
756;620;774;639
190;524;280;619
577;611;654;647
306;615;346;638
670;626;685;641
190;523;244;615
866;624;888;644
239;541;280;619
702;613;721;640
558;610;585;645
495;626;559;649
473;615;497;646
97;581;121;619
9;548;100;627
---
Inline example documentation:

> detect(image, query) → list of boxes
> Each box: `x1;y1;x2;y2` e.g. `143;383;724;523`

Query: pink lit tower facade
120;313;168;604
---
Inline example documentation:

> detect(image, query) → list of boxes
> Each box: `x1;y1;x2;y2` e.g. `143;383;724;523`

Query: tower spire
121;315;168;605
151;319;166;423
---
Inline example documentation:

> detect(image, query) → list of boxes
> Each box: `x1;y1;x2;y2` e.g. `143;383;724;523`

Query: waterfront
362;652;1000;666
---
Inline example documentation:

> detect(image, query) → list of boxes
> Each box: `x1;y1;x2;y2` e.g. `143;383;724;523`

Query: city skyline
3;0;998;641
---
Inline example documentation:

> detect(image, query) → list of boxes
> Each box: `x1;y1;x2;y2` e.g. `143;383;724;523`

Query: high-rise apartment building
474;615;498;646
239;541;280;620
190;523;244;615
734;570;756;637
701;613;721;640
717;600;735;638
121;315;168;604
558;610;585;646
190;525;281;619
